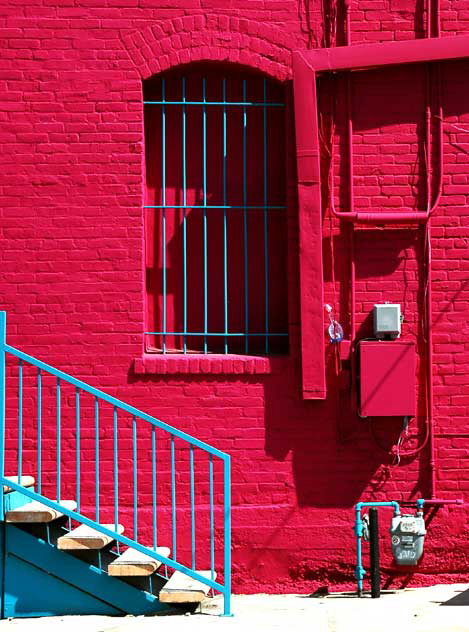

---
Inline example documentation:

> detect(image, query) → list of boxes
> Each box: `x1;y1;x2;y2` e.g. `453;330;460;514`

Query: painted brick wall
1;0;469;593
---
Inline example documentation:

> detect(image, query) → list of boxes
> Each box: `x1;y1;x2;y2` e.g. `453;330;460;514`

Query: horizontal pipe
422;498;464;505
332;211;432;223
302;34;469;73
4;344;229;460
355;501;400;515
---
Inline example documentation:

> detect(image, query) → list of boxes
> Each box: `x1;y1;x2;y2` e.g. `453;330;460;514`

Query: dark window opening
144;63;288;355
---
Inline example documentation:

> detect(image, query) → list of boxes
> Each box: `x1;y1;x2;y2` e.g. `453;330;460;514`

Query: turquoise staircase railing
0;311;232;617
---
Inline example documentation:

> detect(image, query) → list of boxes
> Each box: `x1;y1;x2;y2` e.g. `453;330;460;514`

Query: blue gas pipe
354;501;401;596
354;498;464;596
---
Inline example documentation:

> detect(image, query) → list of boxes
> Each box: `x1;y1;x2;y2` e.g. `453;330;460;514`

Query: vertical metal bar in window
190;445;195;570
202;77;208;354
161;78;167;354
243;79;249;353
37;368;42;495
95;396;99;522
152;426;157;549
223;78;228;354
182;77;187;354
209;454;215;582
18;359;22;482
113;406;118;533
56;378;61;503
75;387;80;513
132;415;137;540
171;435;177;560
263;79;270;354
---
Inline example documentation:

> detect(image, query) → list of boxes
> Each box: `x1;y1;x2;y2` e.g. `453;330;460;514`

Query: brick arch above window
120;14;293;82
126;25;326;398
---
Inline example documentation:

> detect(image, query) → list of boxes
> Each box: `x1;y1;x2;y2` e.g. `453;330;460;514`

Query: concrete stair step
58;523;124;550
108;546;170;577
159;570;215;604
5;499;76;523
3;475;35;493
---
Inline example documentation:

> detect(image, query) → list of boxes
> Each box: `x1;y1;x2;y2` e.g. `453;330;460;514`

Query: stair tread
108;546;170;577
3;475;35;493
111;546;170;564
159;570;215;603
5;499;76;523
58;523;124;550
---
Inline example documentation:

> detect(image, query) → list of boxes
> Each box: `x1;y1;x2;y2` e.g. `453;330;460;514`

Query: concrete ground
1;585;469;632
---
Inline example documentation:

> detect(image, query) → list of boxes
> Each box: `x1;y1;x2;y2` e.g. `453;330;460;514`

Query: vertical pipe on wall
424;57;435;495
347;74;356;401
292;55;327;399
426;223;435;497
427;0;432;37
344;0;357;404
427;0;442;495
369;508;381;598
425;0;439;498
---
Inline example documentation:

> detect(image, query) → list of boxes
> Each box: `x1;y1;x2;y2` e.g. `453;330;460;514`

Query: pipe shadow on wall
264;227;423;508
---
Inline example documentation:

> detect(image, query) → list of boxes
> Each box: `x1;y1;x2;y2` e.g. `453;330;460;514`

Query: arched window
144;63;288;355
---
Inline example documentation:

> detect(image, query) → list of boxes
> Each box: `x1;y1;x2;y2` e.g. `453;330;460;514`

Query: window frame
142;65;291;363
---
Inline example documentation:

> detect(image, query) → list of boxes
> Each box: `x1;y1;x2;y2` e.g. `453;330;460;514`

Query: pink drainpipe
293;28;469;495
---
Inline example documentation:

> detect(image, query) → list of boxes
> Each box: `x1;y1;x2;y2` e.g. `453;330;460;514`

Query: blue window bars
143;67;289;355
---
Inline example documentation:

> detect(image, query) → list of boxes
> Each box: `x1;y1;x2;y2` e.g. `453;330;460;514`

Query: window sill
133;354;288;376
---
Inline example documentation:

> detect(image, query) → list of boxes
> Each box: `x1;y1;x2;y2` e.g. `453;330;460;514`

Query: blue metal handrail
0;312;232;616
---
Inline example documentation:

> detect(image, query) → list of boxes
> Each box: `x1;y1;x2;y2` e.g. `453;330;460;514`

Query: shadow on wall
264;226;428;508
263;371;404;508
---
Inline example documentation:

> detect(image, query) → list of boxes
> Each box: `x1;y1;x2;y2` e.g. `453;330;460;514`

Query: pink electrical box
359;340;416;417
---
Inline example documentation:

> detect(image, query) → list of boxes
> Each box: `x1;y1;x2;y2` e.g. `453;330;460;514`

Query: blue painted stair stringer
0;524;174;618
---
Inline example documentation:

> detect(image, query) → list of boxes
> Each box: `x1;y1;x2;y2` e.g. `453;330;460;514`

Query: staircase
0;312;232;618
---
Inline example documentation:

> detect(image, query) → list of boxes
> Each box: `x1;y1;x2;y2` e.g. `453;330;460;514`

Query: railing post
221;454;233;617
0;312;6;521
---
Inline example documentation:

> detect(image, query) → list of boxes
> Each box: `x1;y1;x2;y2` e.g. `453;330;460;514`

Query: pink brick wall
1;0;469;593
